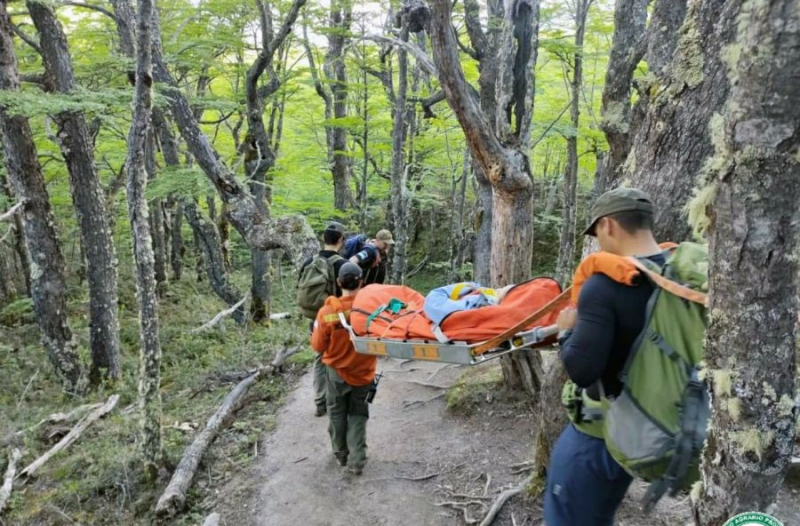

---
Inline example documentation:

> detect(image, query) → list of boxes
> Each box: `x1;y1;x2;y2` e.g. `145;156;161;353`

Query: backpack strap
325;254;344;296
627;257;708;306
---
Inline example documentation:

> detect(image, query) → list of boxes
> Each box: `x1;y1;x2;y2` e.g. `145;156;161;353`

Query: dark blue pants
543;424;633;526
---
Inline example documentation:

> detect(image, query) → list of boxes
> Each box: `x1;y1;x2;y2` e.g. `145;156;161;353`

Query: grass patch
445;364;505;415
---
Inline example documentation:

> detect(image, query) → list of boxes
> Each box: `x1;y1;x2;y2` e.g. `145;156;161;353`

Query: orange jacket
311;295;377;387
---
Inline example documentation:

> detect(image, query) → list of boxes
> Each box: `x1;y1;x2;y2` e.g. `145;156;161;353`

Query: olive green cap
583;187;654;236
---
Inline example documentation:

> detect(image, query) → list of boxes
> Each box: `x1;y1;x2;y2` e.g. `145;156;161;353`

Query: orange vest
311;295;377;387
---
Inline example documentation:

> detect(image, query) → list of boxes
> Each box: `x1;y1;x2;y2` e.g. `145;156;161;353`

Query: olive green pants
326;367;370;469
312;353;327;411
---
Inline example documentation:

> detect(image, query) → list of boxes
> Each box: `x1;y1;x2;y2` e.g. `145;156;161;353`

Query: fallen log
0;448;21;515
19;394;119;479
155;346;299;517
190;293;250;334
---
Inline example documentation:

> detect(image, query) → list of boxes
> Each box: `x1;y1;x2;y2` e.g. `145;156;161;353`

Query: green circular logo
723;512;783;526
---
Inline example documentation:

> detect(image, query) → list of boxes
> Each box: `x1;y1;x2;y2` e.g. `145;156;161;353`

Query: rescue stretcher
340;287;572;366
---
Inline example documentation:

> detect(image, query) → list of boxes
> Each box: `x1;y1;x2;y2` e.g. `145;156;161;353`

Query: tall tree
324;0;354;210
691;0;800;521
0;3;82;389
245;0;307;322
125;0;162;481
428;0;544;396
27;1;122;383
555;0;593;286
146;7;318;262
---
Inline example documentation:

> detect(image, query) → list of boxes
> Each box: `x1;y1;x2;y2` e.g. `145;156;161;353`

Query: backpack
564;242;710;512
344;234;368;260
297;254;345;319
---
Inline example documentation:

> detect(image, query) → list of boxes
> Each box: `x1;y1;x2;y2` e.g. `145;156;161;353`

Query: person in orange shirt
311;262;377;475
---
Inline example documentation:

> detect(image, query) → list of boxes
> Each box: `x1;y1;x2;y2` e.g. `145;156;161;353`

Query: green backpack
297;254;344;319
565;242;710;512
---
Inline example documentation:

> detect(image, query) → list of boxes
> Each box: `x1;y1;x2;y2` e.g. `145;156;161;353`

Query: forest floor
1;264;799;526
215;357;800;526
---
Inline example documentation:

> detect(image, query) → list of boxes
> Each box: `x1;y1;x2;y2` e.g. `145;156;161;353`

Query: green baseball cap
324;221;346;235
583;187;654;236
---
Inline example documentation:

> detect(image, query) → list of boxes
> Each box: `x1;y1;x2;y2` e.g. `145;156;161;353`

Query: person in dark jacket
545;188;665;526
349;229;394;285
299;222;347;416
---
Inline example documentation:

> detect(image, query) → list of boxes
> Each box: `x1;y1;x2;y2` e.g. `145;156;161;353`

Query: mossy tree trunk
125;0;162;481
0;3;82;389
691;0;800;522
28;1;122;383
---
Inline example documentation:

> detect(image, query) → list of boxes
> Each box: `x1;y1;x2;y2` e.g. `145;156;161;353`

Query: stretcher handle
472;287;572;355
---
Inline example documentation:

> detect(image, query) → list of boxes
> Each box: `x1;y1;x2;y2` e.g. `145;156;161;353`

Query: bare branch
0;201;23;222
362;34;439;77
190;293;250;334
10;23;40;54
0;449;22;515
61;1;118;22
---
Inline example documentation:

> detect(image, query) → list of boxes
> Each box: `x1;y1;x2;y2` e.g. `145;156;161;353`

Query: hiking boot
335;455;348;467
348;465;363;476
314;405;327;417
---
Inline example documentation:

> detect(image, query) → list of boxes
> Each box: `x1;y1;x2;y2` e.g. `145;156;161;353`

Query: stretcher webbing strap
365;298;407;333
627;257;708;306
472;287;572;355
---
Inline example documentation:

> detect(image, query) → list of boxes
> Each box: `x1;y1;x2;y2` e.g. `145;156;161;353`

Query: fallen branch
0;448;21;515
271;343;303;369
155;345;299;518
19;394;119;479
190;293;250;334
0;202;23;223
1;402;103;447
202;512;220;526
479;473;535;526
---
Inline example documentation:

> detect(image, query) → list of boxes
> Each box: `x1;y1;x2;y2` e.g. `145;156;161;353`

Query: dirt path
217;358;800;526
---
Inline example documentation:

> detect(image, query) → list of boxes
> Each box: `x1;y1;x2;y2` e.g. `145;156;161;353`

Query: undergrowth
0;258;314;526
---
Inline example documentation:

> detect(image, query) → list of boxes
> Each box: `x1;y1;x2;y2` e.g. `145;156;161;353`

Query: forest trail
215;357;764;526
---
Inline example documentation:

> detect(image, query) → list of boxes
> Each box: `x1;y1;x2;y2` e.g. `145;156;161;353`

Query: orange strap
626;257;708;306
472;287;572;355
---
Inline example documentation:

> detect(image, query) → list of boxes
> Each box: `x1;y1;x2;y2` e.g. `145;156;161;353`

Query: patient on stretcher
349;278;562;344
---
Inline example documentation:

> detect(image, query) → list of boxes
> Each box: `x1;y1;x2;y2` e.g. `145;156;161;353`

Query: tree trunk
555;0;590;287
0;4;82;389
144;130;168;294
600;0;648;181
168;196;184;281
184;202;247;324
326;0;354;211
0;241;16;305
623;0;728;242
125;0;161;482
389;19;410;284
692;0;800;522
1;174;30;294
530;359;570;495
27;1;122;383
429;0;542;396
